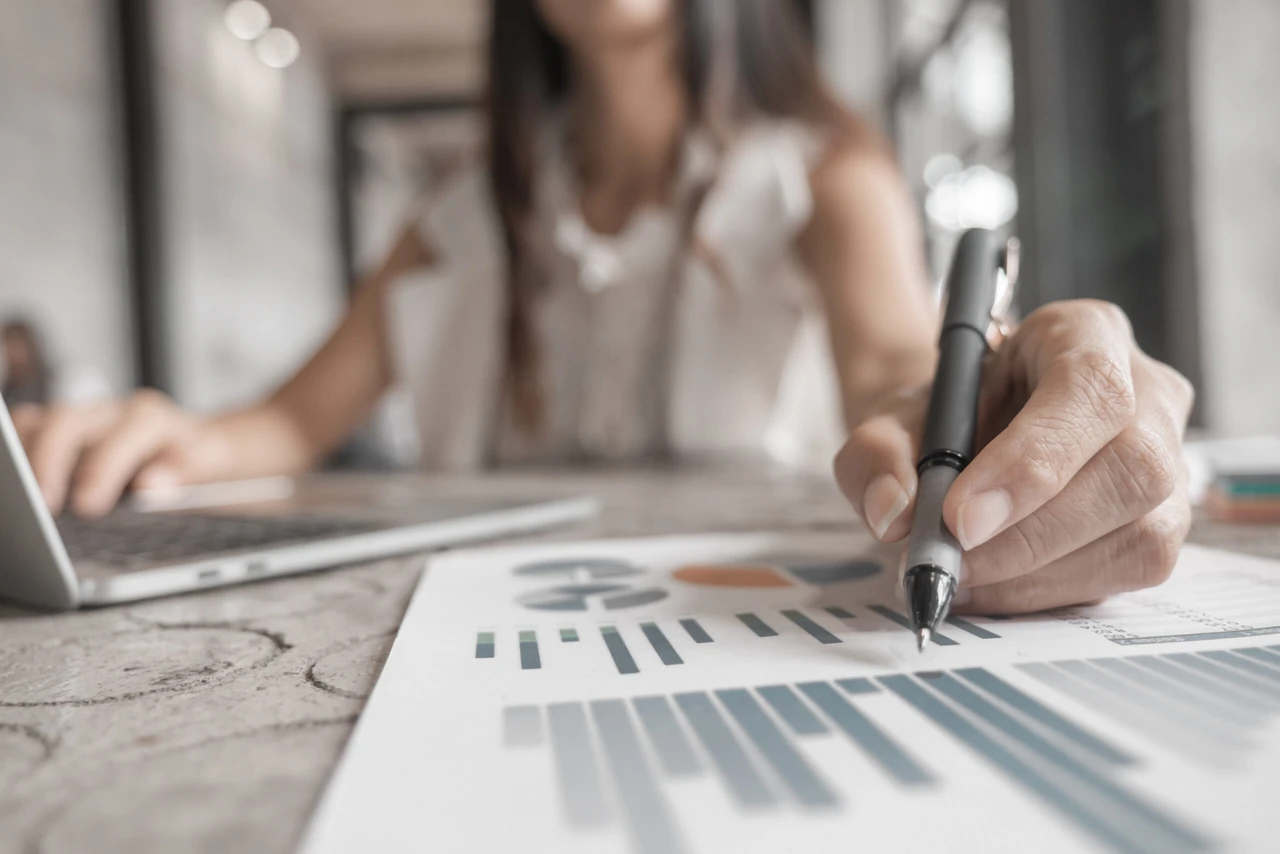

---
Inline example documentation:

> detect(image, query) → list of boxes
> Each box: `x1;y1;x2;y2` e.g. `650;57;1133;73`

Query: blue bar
956;668;1133;766
781;609;841;644
679;618;713;643
640;623;684;665
674;692;776;808
1131;655;1268;713
924;674;1210;853
547;702;611;827
519;630;541;670
1169;653;1280;702
1235;647;1280;672
946;616;1000;639
797;682;933;786
503;705;543;748
879;676;1168;854
1201;651;1280;697
715;689;839;808
757;685;829;735
590;700;689;854
869;605;958;645
737;613;779;638
1095;658;1254;726
632;696;702;777
837;678;879;695
602;626;640;675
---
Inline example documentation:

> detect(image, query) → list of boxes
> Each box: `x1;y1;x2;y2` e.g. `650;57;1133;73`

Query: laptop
0;400;597;610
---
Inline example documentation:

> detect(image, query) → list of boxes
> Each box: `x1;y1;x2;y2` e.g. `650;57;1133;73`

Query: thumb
834;401;923;543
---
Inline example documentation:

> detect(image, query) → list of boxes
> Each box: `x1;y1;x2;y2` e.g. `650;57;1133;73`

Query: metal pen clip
987;237;1020;350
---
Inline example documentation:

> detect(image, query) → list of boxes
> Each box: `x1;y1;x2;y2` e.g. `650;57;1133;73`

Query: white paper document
301;532;1280;854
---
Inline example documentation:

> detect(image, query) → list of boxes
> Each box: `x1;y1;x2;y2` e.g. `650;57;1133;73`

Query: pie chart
517;583;669;612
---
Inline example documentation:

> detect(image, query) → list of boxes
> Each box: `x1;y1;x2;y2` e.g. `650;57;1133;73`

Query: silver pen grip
902;464;964;586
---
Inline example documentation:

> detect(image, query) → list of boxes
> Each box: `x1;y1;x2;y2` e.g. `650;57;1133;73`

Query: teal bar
519;630;541;670
737;613;779;638
824;606;856;621
674;692;776;808
757;685;829;736
633;696;703;777
946;616;1001;639
781;609;841;644
869;605;958;646
956;668;1133;766
679;618;713;643
590;700;689;854
836;678;879;695
601;626;640;675
560;628;580;643
476;631;495;659
640;622;684;665
798;681;933;786
715;689;839;808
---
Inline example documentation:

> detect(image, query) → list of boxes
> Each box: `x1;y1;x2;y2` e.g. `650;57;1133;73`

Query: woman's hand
834;299;1195;615
11;390;233;517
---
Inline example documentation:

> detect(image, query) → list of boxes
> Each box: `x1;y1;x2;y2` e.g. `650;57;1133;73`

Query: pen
903;228;1004;651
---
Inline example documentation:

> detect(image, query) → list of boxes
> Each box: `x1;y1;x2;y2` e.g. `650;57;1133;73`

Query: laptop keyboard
57;512;379;570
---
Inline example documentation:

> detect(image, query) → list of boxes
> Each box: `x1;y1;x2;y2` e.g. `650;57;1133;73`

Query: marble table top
2;469;1277;854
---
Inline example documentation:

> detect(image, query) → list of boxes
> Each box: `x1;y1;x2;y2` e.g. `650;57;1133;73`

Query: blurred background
1;0;1276;465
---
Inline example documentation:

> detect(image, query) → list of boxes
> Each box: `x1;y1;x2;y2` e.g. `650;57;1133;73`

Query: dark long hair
1;319;51;407
486;0;875;431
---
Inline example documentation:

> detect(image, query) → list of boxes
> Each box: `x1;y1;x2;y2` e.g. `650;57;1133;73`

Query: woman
12;0;1194;615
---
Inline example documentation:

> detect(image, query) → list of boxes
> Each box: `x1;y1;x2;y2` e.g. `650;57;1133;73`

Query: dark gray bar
716;689;839;808
757;685;829;735
503;705;543;748
602;626;640;675
1235;647;1280;672
956;668;1133;766
798;682;933;786
633;696;703;777
869;605;958;645
837;678;879;695
825;606;856;621
880;676;1162;854
737;613;779;638
640;623;684;665
679;618;713;643
924;674;1210;853
946;616;1000;639
1169;653;1280;703
674;692;776;808
1131;655;1269;714
547;702;610;827
1057;660;1241;741
476;631;494;659
590;700;689;854
781;610;841;644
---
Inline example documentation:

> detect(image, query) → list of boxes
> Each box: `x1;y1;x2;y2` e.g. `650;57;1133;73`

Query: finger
944;304;1138;551
955;483;1191;616
961;361;1191;587
834;393;925;543
9;405;44;454
26;403;120;514
71;394;186;517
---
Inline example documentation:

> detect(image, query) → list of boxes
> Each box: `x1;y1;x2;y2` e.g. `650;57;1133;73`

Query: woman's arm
796;142;939;429
16;222;431;516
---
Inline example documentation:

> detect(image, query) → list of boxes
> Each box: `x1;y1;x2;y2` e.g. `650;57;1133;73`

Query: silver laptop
0;400;597;610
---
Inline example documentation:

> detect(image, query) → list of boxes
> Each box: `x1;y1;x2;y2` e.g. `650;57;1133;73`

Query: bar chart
499;648;1273;854
475;602;1005;675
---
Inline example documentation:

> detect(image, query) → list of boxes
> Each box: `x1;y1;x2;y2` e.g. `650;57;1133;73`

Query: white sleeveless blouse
384;121;845;471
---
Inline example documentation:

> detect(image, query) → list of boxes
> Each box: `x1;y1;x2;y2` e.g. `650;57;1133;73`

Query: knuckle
129;388;170;416
1132;506;1190;588
1114;424;1179;510
1069;348;1137;423
1012;435;1071;497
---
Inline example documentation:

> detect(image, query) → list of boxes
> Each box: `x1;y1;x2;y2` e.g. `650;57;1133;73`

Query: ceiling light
225;0;271;41
254;27;301;69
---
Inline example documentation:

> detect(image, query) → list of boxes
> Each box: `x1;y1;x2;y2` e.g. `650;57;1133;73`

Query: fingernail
957;489;1012;550
864;474;910;540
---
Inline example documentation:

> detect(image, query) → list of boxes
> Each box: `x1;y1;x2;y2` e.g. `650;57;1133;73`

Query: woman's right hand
10;390;227;517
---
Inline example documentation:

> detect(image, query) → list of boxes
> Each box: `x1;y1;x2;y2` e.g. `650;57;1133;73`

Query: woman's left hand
833;299;1196;615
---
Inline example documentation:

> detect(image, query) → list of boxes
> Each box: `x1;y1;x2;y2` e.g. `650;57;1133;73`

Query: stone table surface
2;469;1279;854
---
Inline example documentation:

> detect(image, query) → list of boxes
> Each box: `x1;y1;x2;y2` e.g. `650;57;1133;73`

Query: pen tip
915;628;931;652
